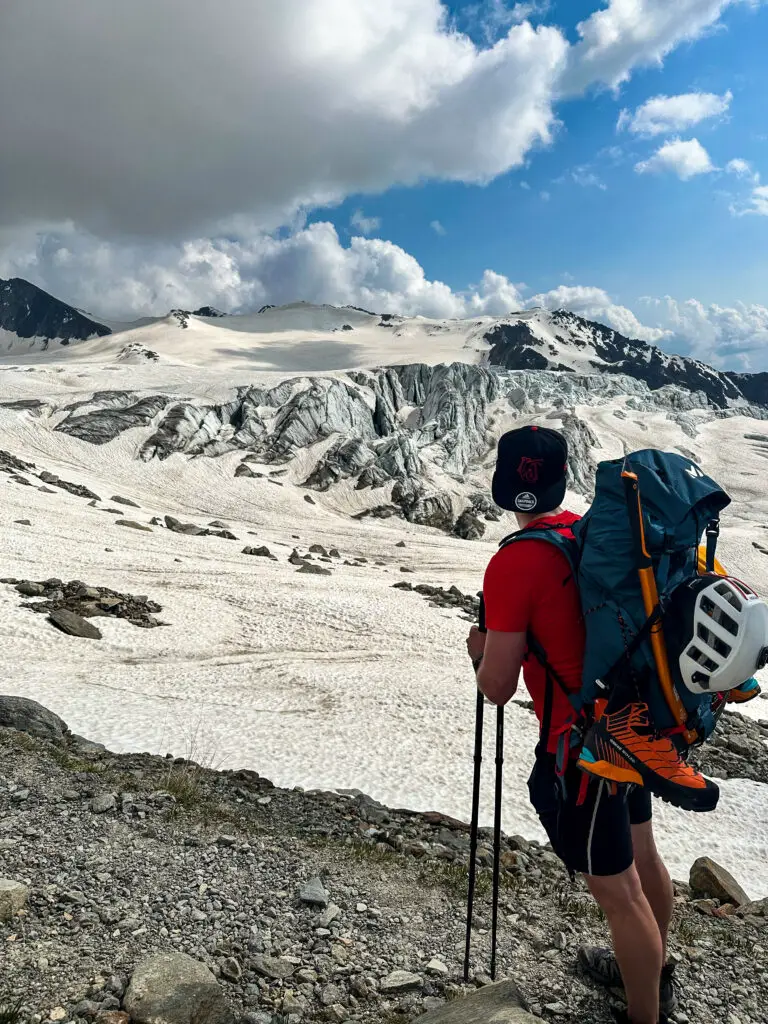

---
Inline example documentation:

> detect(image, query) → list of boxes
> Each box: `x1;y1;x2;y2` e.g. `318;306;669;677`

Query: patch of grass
673;916;704;946
7;732;37;752
0;994;24;1024
552;884;604;924
48;748;103;773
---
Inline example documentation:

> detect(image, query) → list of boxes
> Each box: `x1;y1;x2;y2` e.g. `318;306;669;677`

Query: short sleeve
483;544;535;633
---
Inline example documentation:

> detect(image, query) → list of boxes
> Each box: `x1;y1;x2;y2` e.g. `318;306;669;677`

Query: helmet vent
687;644;718;673
715;581;744;610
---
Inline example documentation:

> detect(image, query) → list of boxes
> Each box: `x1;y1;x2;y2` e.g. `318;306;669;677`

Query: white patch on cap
514;492;537;512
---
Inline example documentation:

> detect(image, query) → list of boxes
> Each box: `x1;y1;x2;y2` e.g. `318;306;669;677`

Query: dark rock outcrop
0;277;110;343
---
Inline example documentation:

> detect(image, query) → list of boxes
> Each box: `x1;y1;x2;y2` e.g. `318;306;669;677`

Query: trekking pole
622;469;697;745
464;594;486;983
490;700;504;981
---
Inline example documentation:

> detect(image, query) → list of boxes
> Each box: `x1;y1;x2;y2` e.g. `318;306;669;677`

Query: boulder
111;495;141;507
116;520;152;532
16;581;45;596
0;879;29;922
242;546;277;560
297;563;332;576
416;981;537;1022
165;515;206;536
49;608;103;640
690;857;750;907
251;955;297;980
0;696;68;740
452;508;486;541
124;953;234;1024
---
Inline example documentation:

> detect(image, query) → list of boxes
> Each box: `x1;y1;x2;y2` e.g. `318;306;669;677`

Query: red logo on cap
517;457;544;483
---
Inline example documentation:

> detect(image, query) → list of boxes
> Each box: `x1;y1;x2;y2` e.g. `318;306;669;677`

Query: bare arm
476;629;526;706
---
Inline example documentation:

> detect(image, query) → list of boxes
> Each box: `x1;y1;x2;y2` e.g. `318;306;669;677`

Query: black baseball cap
491;425;568;514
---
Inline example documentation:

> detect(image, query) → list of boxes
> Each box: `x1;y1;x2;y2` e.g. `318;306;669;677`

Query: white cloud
530;285;669;342
619;90;732;136
639;295;768;366
540;190;552;201
563;0;761;93
350;210;381;235
726;158;761;186
571;165;608;189
739;184;768;216
0;0;569;239
635;137;715;180
430;219;447;235
520;181;532;189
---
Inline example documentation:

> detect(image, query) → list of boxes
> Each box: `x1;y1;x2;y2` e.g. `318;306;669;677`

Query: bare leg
585;864;663;1024
632;820;674;961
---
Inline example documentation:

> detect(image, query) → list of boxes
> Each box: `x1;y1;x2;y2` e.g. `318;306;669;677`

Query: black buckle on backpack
705;519;720;574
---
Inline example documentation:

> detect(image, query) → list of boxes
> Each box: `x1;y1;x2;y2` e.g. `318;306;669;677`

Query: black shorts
527;747;653;877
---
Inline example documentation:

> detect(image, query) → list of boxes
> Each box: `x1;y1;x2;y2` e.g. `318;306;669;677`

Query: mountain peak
0;277;111;344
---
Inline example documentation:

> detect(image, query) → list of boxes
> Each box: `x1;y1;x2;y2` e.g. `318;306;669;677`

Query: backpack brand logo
686;464;704;479
517;457;544;483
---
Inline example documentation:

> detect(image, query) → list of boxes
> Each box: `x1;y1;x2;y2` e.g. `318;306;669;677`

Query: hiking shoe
577;703;719;813
580;946;678;1015
727;677;762;704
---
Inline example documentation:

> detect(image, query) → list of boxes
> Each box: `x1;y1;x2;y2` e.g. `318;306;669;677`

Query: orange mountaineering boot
577;702;719;812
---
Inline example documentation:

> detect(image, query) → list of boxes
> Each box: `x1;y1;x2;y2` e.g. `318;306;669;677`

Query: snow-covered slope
3;285;765;409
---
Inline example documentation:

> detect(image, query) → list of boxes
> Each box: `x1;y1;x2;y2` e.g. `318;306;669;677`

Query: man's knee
585;864;649;918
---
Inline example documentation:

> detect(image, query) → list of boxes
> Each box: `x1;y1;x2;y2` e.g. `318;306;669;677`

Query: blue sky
2;0;767;368
323;0;768;309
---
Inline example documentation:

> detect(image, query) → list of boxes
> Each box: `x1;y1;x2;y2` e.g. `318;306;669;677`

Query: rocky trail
2;698;767;1024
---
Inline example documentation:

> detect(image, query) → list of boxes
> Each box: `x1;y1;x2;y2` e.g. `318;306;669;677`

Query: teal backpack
499;449;733;767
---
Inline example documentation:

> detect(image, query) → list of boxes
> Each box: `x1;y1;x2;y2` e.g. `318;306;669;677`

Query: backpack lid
597;450;730;528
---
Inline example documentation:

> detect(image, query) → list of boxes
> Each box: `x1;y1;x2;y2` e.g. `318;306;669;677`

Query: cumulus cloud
529;285;669;341
430;220;448;235
725;162;767;215
350;210;382;236
727;158;758;179
635;138;715;180
0;0;569;239
570;165;608;189
456;0;552;43
639;295;768;366
563;0;761;93
618;90;732;136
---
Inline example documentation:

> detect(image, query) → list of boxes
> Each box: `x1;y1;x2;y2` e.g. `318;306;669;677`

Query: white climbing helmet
673;574;768;695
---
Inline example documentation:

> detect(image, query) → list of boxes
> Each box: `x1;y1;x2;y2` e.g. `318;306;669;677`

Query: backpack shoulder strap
499;523;580;578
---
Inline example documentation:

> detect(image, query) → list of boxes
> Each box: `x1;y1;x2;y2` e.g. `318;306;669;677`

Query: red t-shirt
483;511;585;754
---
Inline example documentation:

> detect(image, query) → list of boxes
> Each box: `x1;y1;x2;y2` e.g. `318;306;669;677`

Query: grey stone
16;581;45;596
219;957;242;983
318;903;342;928
297;563;332;576
0;879;29;922
690;857;750;907
0;695;68;740
116;520;152;532
300;876;329;906
49;608;103;640
111;495;141;507
242;546;276;560
123;952;234;1024
251;955;297;980
380;971;423;994
90;794;116;814
415;981;537;1022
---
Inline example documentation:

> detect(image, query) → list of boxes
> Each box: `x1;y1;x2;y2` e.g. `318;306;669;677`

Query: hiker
465;425;676;1024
